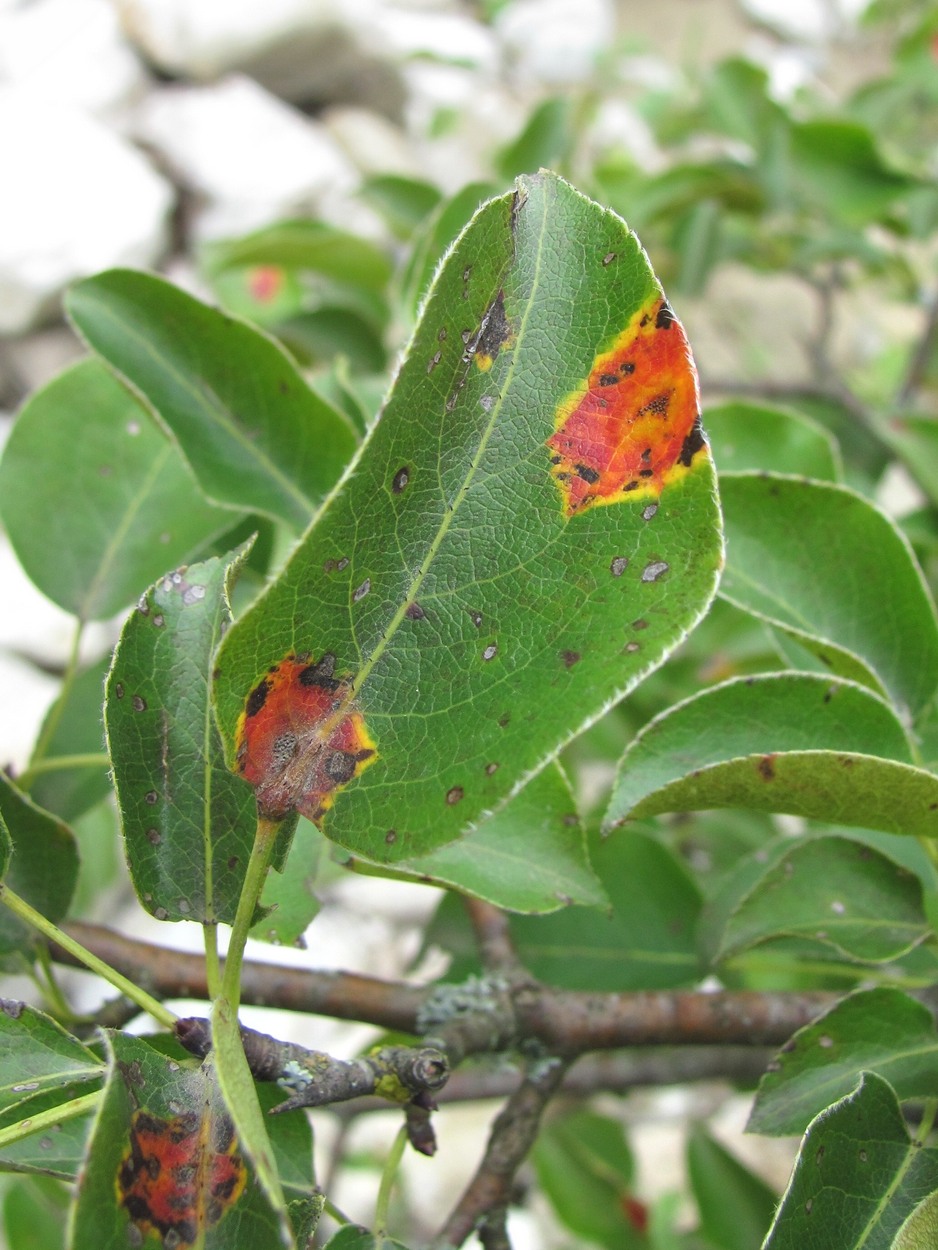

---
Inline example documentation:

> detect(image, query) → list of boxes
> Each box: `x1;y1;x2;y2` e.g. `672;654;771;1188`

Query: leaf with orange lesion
547;295;708;517
117;1106;247;1248
235;652;376;825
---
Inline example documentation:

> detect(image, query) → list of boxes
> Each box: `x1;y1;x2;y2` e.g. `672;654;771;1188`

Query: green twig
0;883;176;1030
0;1090;102;1151
220;816;280;1012
24;620;84;777
375;1124;409;1238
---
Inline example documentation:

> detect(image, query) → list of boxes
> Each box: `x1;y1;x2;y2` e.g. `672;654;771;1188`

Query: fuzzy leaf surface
749;989;938;1136
215;172;721;863
763;1073;938;1250
105;549;257;924
604;673;938;837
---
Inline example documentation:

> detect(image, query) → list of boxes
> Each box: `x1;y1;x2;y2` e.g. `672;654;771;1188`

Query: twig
898;288;938;408
58;921;426;1031
463;898;523;977
56;923;835;1049
175;1016;449;1113
434;1056;573;1248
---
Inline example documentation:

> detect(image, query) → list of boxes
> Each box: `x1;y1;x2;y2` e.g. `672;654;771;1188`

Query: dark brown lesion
299;653;340;693
574;464;600;484
655;301;675;330
678;415;706;466
245;678;271;718
475;290;513;364
638;393;671;418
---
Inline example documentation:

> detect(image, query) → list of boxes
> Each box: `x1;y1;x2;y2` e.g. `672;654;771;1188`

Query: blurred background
0;0;935;1245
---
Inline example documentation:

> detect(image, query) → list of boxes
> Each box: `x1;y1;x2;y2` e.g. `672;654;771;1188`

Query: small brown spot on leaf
115;682;125;699
246;679;271;718
758;755;776;781
405;602;426;620
482;644;497;661
146;828;161;845
446;786;464;805
560;650;581;668
602;252;616;266
632;618;648;631
485;762;499;775
625;641;640;653
610;556;628;577
353;578;371;602
427;350;442;373
642;504;658;521
145;790;158;805
641;561;669;583
392;466;410;493
468;610;483;628
385;830;397;844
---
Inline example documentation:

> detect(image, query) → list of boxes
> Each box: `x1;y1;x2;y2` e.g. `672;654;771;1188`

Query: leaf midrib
346;191;549;705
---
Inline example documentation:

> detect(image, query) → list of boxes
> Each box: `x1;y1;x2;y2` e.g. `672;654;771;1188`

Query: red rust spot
117;1108;246;1246
547;295;706;516
621;1195;649;1234
236;653;376;825
247;265;284;304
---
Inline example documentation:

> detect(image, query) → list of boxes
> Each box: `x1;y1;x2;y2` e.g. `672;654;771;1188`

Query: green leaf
251;817;322;946
66;270;357;529
350;763;606;914
360;175;443;238
28;659;111;823
2;1177;67;1250
881;415;938;513
0;1003;102;1119
763;1072;938;1249
202;219;393;293
718;474;938;719
496;97;574;181
509;830;702;989
713;835;928;965
686;1124;776;1250
322;1227;413;1249
704;400;841;480
397;180;498;317
789;118;918;225
214;172;722;864
0;774;78;961
604;673;938;837
0;1002;103;1179
532;1108;645;1250
749;989;938;1137
104;547;258;924
69;1031;293;1250
0;359;233;620
894;1190;938;1250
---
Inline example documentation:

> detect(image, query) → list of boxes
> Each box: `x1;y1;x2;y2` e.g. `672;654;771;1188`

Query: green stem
322;1198;354;1227
220;817;280;1012
203;924;222;1000
0;1090;102;1150
0;884;176;1030
25;619;84;778
33;944;75;1021
374;1125;408;1238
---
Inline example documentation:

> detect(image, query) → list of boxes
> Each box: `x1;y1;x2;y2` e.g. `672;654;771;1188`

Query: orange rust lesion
235;652;376;825
547;295;708;518
117;1108;246;1247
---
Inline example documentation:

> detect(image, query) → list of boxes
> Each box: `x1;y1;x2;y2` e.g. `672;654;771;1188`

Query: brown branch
898;288;938;408
434;1056;573;1248
326;1046;774;1117
463;898;523;977
58;921;426;1031
515;985;833;1050
701;376;872;425
56;922;834;1050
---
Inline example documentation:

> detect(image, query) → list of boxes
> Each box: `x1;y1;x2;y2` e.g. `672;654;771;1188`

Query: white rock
0;86;173;335
739;0;867;41
0;0;147;118
113;0;404;115
133;75;359;239
323;105;421;178
372;6;497;70
495;0;616;86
